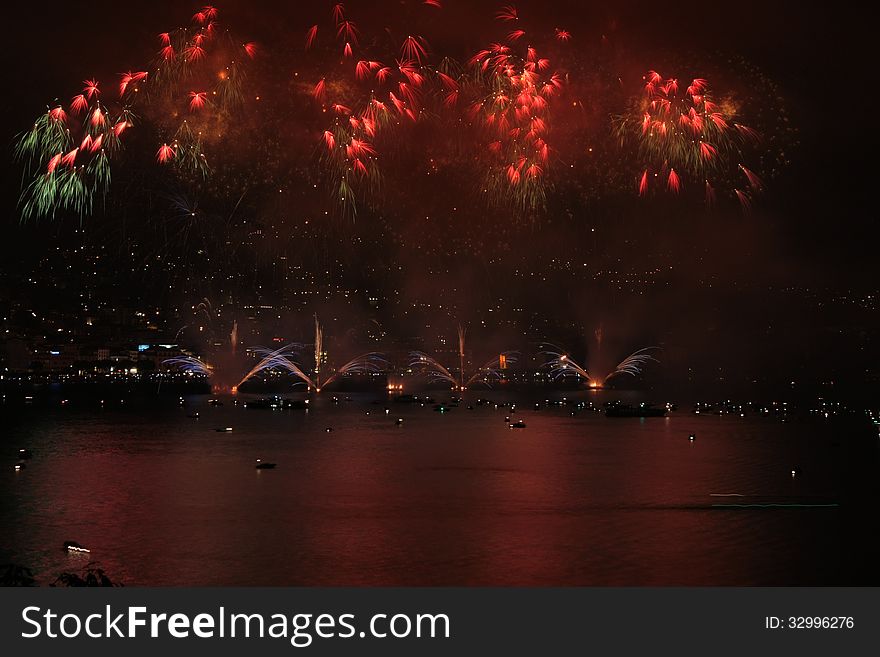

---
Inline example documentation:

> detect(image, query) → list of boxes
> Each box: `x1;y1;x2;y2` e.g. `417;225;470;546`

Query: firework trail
410;324;517;389
314;314;324;378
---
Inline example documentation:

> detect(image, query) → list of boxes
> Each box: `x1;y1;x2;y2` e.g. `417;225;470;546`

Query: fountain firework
163;355;212;377
410;325;517;390
232;316;384;393
542;346;659;389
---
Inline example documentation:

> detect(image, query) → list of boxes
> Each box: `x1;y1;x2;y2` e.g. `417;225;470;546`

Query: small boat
19;448;33;460
605;402;667;418
509;420;527;429
63;540;90;553
187;412;200;419
255;459;277;470
208;398;224;406
433;404;450;413
216;427;233;432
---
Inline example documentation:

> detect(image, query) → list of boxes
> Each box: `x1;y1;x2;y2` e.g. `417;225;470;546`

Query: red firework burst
61;148;78;168
188;91;208;111
313;79;326;101
83;79;100;99
47;153;62;173
156;143;175;163
305;25;318;50
49;106;67;123
401;35;429;63
70;94;88;114
496;5;518;21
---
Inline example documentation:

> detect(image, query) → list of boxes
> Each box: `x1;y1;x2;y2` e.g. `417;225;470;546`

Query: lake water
2;390;878;586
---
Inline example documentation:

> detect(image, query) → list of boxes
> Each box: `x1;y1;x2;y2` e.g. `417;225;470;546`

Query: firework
615;70;767;211
410;325;517;390
306;24;319;49
542;346;659;388
236;317;385;393
15;5;259;221
235;345;313;391
458;5;569;219
157;143;176;163
163;355;212;377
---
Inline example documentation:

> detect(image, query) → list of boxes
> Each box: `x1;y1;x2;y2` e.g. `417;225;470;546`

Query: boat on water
604;402;667;418
394;394;435;404
64;540;90;553
255;459;277;470
244;396;308;410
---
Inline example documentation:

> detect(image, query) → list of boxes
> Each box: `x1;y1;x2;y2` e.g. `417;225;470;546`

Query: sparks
555;28;571;41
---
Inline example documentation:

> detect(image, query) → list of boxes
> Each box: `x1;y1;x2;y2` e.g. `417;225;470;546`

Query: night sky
1;1;876;394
